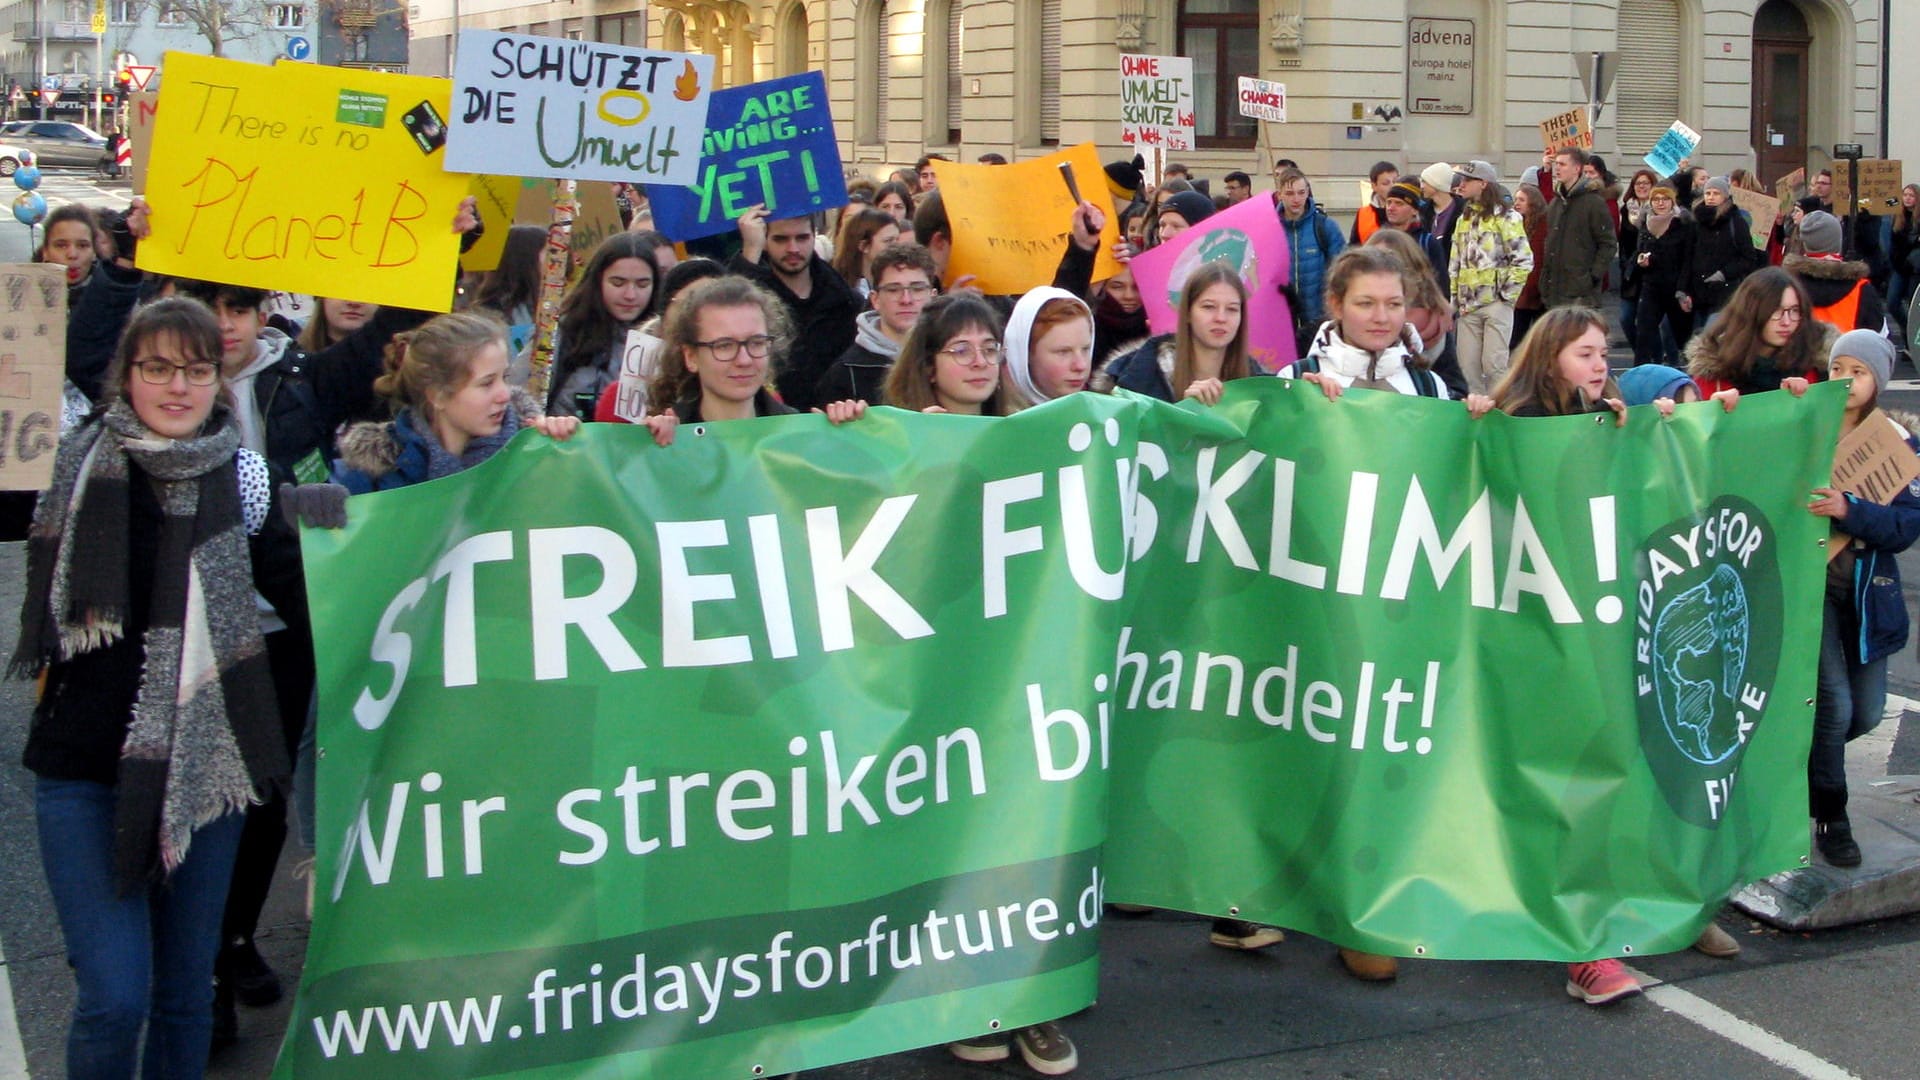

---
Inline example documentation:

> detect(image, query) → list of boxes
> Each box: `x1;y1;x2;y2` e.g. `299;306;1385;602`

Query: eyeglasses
135;359;220;386
1770;306;1803;323
874;283;936;299
693;335;775;361
938;341;1003;365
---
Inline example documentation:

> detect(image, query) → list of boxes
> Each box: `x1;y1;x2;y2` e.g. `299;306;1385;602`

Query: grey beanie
1705;176;1733;198
1830;329;1895;393
1799;210;1843;255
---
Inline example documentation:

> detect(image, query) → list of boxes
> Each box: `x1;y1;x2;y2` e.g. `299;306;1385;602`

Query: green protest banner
284;381;1843;1076
1105;380;1841;960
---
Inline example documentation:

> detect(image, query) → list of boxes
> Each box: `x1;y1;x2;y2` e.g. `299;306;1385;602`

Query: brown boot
1692;921;1741;958
1338;947;1399;981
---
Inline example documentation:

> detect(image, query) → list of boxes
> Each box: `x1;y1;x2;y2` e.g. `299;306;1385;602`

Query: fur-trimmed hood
1684;319;1838;383
336;387;543;483
1783;253;1870;282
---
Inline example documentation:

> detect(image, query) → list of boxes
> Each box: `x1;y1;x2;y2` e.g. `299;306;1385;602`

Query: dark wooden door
1751;38;1809;188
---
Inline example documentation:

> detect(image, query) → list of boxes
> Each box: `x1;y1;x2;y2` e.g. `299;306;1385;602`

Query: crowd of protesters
12;137;1916;1079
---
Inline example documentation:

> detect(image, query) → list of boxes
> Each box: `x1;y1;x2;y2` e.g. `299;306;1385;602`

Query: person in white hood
1003;285;1096;409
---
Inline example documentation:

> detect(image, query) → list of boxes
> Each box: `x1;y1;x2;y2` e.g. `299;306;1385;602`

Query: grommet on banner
694;425;707;437
987;1018;1001;1030
1413;945;1427;956
1620;944;1634;954
750;1066;765;1076
1228;905;1241;915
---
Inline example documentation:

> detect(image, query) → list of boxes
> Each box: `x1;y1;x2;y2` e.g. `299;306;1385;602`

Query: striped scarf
12;401;284;891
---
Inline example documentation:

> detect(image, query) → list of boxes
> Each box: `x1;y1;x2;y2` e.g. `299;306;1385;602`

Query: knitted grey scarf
13;401;284;891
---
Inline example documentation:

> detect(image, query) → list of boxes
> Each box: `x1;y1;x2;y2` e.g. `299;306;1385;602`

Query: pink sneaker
1565;959;1642;1005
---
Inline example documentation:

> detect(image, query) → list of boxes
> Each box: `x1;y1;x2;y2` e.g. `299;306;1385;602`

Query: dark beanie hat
1104;155;1146;201
1163;190;1217;227
1387;180;1424;205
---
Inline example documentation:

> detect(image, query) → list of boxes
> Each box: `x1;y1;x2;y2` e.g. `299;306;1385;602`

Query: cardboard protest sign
458;174;522;272
1130;191;1296;374
127;90;157;194
1828;409;1920;560
1236;77;1286;122
568;181;624;269
139;52;469;313
513;175;555;224
612;326;662;422
1539;106;1592;152
0;265;64;491
1119;53;1194;151
934;144;1125;296
1854;160;1903;210
1642;121;1700;177
644;71;847;241
1774;167;1805;208
1729;186;1779;250
448;29;714;186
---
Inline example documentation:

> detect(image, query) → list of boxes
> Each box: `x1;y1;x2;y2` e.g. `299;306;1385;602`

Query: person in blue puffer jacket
1805;329;1920;869
1275;167;1345;352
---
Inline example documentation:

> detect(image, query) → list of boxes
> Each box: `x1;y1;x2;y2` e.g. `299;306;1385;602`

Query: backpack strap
1412;367;1440;397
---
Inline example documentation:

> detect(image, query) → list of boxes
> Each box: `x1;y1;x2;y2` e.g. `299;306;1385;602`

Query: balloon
15;150;34;168
12;165;40;191
13;191;47;226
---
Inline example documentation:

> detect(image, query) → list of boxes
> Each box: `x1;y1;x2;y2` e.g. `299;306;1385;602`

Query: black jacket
728;254;859;413
1633;212;1695;298
66;261;143;403
816;341;895;405
253;304;429;486
1686;202;1760;304
1784;254;1886;333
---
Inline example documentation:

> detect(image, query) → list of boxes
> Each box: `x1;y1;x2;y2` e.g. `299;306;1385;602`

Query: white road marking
0;935;29;1080
1626;966;1861;1080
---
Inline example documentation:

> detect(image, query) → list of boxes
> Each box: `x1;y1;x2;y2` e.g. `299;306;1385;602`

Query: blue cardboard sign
644;71;846;242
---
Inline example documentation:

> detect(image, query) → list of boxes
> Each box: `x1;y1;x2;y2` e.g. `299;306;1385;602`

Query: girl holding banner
1005;287;1097;408
1101;262;1251;405
881;293;1015;416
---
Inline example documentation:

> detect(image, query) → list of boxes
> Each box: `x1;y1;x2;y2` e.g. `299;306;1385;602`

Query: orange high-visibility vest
1813;279;1866;332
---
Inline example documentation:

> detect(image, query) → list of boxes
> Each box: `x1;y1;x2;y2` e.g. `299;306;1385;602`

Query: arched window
1179;0;1257;148
777;1;808;78
928;0;963;145
1616;0;1683;155
661;11;686;52
856;0;890;146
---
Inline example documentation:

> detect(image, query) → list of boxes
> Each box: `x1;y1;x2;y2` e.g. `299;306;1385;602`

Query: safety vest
1813;279;1866;332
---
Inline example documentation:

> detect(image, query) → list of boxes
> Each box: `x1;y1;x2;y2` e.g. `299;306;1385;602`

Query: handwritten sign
459;174;522;272
1539;106;1592;152
447;29;714;186
140;51;469;312
1729;186;1779;250
1854;160;1904;209
1131;192;1297;374
1642;120;1700;177
1119;54;1194;152
1828;409;1920;561
0;266;66;491
127;90;157;194
612;326;661;422
934;144;1125;295
568;181;624;274
1236;77;1286;123
643;71;846;241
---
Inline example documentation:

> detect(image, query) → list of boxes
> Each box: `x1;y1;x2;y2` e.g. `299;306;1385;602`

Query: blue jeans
36;777;245;1080
1810;598;1888;818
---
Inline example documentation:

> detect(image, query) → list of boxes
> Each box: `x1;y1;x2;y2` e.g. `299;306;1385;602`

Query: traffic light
115;69;131;92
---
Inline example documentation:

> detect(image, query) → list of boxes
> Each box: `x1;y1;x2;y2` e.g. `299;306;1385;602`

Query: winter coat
669;388;798;423
1100;335;1177;401
1517;214;1549;311
65;260;143;404
814;310;900;405
1425;198;1462;295
1281;200;1346;327
1892;213;1920;278
1541;177;1619;309
1831;416;1920;664
545;324;634;419
1449;204;1533;312
1280;323;1451;398
1618;197;1652;301
1784;254;1887;334
728;252;860;413
1093;290;1149;367
1686;202;1760;309
1633;210;1696;299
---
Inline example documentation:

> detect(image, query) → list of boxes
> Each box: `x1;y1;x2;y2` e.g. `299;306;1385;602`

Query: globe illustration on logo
1648;563;1750;766
1165;229;1259;310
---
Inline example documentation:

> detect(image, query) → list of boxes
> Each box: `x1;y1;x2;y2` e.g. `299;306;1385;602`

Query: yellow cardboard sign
0;266;65;492
459;174;521;273
935;144;1125;295
140;52;469;312
1539;106;1592;152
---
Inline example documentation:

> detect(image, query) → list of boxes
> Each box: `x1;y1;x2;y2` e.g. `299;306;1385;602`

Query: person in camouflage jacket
1448;161;1534;394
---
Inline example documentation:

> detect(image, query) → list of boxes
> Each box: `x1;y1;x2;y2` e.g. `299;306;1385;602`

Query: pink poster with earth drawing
1129;192;1296;373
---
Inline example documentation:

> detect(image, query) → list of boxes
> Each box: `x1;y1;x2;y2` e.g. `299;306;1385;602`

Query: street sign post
124;66;155;91
1575;51;1618;122
288;37;312;61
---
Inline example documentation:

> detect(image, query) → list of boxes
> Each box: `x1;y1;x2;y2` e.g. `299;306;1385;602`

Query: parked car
0;142;26;176
9;121;107;168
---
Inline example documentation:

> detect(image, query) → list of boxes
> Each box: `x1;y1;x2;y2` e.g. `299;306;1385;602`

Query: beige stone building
409;1;1893;210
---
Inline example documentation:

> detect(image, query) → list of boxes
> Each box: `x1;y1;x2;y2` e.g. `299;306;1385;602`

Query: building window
1179;0;1257;148
63;0;83;22
1616;0;1683;156
563;18;583;40
856;0;889;145
1038;0;1059;144
110;0;138;24
777;1;807;78
270;3;306;30
925;0;962;145
62;49;87;74
156;4;187;26
660;12;684;51
596;13;642;46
